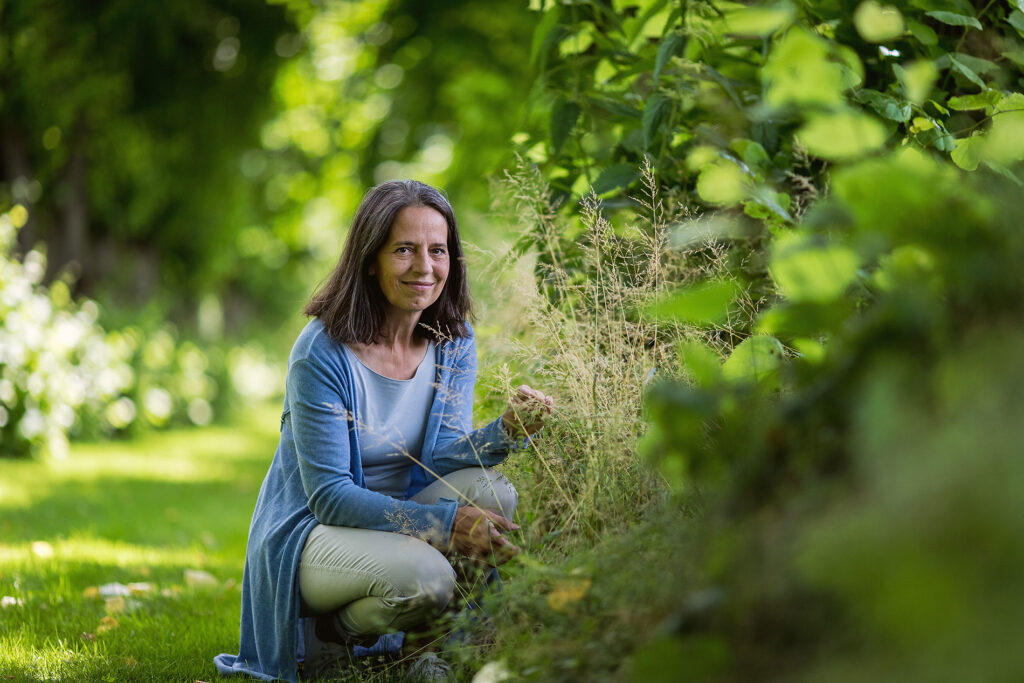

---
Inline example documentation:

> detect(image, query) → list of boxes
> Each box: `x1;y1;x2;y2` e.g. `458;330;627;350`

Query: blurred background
0;0;542;457
5;1;1024;680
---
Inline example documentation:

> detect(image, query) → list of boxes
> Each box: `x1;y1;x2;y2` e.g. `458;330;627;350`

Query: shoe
405;652;453;682
300;615;353;680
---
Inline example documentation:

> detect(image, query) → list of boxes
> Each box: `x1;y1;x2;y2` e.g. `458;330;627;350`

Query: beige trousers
297;467;517;638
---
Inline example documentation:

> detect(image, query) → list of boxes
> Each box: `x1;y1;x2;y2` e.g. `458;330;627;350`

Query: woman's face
370;205;450;319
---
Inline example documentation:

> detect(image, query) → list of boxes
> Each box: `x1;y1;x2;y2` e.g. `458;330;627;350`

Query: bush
0;206;133;458
0;206;283;458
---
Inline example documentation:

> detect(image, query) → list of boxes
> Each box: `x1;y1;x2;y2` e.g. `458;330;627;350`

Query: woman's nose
412;250;430;273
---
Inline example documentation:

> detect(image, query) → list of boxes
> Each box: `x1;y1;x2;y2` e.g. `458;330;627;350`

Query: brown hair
303;180;472;343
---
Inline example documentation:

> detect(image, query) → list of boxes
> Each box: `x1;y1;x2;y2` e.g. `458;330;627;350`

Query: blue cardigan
214;319;517;682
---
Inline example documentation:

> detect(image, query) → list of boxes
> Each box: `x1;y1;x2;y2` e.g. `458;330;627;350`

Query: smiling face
370;205;451;322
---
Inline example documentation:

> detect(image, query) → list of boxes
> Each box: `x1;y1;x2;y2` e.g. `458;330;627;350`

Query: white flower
143;387;173;422
18;408;45;439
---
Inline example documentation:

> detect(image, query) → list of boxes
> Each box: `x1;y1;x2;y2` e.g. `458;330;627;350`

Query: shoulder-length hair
303;180;472;344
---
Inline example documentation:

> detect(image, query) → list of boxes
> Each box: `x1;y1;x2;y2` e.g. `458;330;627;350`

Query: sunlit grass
0;403;280;682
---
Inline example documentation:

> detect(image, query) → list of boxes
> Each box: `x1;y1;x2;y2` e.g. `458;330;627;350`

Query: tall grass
479;159;717;555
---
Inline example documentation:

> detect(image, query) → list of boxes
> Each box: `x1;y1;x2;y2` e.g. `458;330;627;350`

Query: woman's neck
346;311;430;380
376;309;423;350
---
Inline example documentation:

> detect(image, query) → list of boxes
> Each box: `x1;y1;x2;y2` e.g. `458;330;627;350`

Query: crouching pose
214;180;552;681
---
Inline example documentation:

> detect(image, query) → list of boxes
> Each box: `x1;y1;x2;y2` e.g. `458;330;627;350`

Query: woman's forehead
386;206;449;242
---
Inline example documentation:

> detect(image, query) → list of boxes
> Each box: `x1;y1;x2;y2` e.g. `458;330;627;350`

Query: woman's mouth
403;281;434;291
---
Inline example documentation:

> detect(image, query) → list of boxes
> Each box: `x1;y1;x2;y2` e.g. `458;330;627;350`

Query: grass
0;404;280;682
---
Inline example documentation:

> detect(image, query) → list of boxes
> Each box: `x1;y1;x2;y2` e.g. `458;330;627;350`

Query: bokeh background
4;1;1024;681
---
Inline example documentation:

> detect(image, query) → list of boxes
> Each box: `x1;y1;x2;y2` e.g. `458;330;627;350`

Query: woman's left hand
502;384;554;438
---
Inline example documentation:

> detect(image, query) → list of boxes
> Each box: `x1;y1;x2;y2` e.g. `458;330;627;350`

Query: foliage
474;1;1024;680
255;0;536;275
514;0;1024;309
0;0;295;316
0;206;282;458
487;160;680;555
0;206;130;458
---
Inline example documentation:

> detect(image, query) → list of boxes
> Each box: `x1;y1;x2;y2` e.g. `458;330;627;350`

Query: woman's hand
502;384;554;438
449;506;520;566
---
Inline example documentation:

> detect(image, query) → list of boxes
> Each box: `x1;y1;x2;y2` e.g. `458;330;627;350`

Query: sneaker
405;652;453;682
299;615;353;680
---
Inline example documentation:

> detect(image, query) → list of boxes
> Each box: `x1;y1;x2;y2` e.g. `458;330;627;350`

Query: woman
214;180;552;681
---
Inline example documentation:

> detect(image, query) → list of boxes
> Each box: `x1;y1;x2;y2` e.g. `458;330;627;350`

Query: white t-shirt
341;342;436;498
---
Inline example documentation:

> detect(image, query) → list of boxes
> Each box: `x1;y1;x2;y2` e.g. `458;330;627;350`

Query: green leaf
947;90;1000;111
756;301;851;336
954;54;998;75
763;28;845;109
647;280;739;324
797;112;889;161
722;336;785;388
906;19;938;46
1001;49;1024;67
677;340;722;387
925;11;982;29
894;61;938;104
949;56;986;90
854;1;905;43
654;31;686;83
951;135;984;171
550;98;581;155
591;163;639;194
722;2;796;36
770;237;861;303
642;93;670;149
729;139;771;168
979;97;1024;164
1009;10;1024;35
747;186;794;223
696;162;749;206
531;5;562;66
856;89;911;122
998;92;1024;111
586;95;643;120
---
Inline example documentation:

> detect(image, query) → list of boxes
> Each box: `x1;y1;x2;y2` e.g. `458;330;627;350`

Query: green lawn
0;404;281;681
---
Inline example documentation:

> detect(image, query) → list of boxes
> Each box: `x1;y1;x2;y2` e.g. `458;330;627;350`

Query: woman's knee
479;468;518;518
392;544;456;612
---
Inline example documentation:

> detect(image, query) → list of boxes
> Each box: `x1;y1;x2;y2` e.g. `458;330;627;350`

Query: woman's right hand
449;506;520;566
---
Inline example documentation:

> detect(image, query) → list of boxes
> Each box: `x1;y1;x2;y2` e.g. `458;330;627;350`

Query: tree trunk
0;119;37;253
55;146;89;288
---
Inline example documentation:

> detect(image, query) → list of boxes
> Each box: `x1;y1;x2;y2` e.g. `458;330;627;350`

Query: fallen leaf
82;586;100;599
105;596;127;615
184;569;219;588
31;541;54;559
546;578;592;612
96;616;119;634
124;657;138;667
80;632;95;641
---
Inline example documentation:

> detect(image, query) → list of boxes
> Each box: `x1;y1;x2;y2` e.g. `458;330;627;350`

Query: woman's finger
484;510;519;532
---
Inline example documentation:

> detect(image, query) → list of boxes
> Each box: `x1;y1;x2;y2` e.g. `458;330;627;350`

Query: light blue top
341;341;436;499
213;318;522;682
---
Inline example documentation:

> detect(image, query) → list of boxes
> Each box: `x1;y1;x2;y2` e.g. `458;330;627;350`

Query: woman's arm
431;335;552;474
430;335;519;474
289;358;458;547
